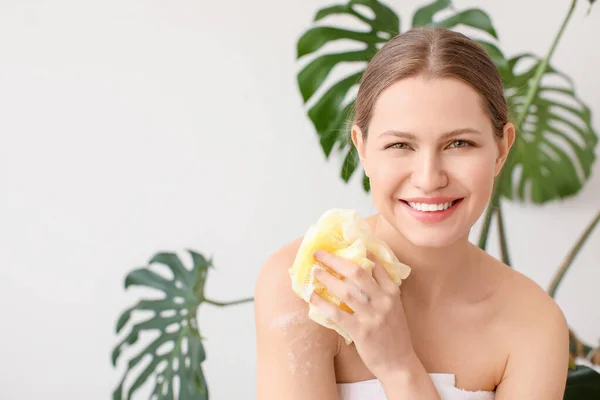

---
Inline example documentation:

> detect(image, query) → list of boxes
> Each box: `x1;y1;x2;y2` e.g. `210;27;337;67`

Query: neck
371;214;477;308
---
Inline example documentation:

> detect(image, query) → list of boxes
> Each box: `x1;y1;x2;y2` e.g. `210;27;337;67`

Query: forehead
369;76;492;136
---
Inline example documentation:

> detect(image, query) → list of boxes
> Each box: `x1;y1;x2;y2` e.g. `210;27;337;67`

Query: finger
308;289;355;332
367;251;400;292
313;250;378;293
371;260;400;294
313;267;371;314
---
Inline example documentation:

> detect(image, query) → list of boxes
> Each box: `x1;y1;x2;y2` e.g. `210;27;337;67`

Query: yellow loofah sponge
288;208;411;344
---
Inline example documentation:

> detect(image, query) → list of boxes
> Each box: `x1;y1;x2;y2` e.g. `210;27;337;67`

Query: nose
410;151;448;193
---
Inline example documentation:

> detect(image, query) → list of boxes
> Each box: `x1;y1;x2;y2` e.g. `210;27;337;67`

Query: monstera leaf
296;0;506;191
112;250;211;399
297;0;400;191
498;54;598;203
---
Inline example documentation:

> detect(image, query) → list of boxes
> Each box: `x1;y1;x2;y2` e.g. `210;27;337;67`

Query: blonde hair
351;27;508;140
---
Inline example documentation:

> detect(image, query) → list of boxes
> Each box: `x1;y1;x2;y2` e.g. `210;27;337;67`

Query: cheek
366;158;408;189
454;152;497;196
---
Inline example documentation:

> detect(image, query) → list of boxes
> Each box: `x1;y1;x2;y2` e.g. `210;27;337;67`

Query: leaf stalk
548;208;600;298
203;297;254;307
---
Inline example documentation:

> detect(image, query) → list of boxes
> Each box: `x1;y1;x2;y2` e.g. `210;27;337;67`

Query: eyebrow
378;128;482;140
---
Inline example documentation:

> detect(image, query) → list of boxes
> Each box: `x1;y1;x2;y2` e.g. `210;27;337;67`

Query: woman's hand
309;249;416;381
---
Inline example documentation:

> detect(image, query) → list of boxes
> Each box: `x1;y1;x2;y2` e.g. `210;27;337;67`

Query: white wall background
0;0;598;399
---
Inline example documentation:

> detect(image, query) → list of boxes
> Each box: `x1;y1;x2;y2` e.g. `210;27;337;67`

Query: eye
387;142;411;150
448;140;473;149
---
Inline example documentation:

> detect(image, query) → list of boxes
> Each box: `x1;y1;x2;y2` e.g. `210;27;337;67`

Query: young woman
254;27;569;400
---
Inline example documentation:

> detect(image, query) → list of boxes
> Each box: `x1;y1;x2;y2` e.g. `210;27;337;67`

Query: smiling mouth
400;199;463;212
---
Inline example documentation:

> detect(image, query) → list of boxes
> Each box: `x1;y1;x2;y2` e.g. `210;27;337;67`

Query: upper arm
254;240;341;400
495;289;570;399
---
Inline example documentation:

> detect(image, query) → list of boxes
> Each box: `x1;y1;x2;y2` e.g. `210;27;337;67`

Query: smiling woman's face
352;75;514;248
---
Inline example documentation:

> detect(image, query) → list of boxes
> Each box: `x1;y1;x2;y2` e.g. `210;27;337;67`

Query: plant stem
548;208;600;298
515;0;578;129
496;204;511;266
478;203;495;250
203;297;254;307
477;0;578;251
478;181;500;249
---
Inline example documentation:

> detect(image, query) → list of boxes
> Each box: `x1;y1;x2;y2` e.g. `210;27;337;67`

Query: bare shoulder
254;237;340;400
495;257;568;330
485;255;570;399
490;257;563;313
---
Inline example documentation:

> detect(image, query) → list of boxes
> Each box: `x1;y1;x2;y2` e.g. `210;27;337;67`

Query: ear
351;124;369;177
494;122;516;176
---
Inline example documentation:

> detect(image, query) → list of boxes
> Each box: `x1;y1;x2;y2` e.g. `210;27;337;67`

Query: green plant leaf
188;249;212;300
112;250;210;400
412;0;451;27
315;4;355;21
341;145;359;181
499;54;598;203
362;172;371;191
319;100;355;157
475;40;509;74
412;0;498;40
564;365;600;399
307;71;362;133
297;0;505;192
297;27;382;58
348;0;400;34
297;49;373;103
412;1;506;71
430;9;498;38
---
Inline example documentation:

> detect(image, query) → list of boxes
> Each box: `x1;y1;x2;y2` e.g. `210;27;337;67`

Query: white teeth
407;201;455;212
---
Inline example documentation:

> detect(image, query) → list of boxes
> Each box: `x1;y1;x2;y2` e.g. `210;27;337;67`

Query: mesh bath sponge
288;208;411;344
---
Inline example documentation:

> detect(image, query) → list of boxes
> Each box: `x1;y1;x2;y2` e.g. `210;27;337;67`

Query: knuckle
380;296;393;311
338;287;353;302
388;282;400;293
351;266;366;280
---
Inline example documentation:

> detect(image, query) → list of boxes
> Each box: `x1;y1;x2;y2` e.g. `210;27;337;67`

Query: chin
398;227;466;248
